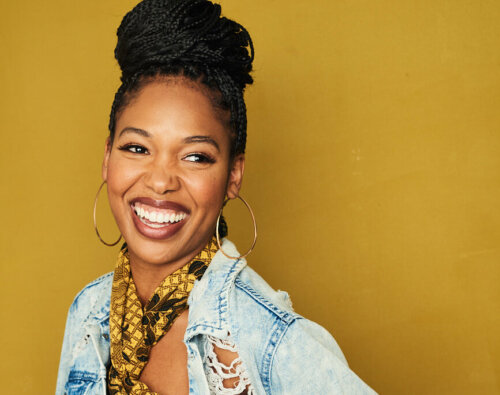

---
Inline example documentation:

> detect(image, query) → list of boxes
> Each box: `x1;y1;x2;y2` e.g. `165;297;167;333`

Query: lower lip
131;206;187;240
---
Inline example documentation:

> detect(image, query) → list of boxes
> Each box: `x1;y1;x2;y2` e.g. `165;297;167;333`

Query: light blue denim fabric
56;239;377;394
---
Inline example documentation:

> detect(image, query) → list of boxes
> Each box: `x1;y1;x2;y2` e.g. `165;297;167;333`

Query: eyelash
183;153;216;164
118;144;149;154
118;144;215;164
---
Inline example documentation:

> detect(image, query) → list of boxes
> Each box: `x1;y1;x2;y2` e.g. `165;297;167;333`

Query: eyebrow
183;135;220;152
118;127;151;138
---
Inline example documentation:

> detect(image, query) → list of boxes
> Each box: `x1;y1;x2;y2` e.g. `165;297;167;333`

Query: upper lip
130;197;190;213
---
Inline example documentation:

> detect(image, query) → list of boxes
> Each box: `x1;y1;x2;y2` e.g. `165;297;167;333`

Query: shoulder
233;265;298;322
232;263;346;357
229;265;376;394
67;272;113;321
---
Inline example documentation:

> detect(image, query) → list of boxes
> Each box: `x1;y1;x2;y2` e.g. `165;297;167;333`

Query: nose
143;156;181;195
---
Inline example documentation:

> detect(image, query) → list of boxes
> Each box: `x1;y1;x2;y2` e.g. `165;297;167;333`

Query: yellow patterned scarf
108;237;219;394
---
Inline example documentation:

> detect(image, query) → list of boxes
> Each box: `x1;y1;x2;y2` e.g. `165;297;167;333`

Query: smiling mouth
132;202;188;228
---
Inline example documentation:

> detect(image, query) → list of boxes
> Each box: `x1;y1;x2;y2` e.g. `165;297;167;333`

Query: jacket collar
185;238;246;341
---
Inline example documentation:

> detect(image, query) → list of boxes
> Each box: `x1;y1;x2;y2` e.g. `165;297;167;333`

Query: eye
183;153;215;164
118;144;149;154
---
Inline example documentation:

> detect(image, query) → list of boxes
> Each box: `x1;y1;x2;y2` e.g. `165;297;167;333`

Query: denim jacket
56;239;376;394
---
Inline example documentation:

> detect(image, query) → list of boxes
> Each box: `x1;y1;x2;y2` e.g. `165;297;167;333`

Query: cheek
105;155;140;208
186;169;228;210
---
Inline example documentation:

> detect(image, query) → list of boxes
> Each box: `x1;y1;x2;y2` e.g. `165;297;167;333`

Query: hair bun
115;0;254;89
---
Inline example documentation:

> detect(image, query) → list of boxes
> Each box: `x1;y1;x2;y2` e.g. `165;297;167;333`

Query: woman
56;0;376;394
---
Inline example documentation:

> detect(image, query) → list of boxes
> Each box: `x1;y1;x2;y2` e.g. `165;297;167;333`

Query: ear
102;137;112;182
226;154;245;199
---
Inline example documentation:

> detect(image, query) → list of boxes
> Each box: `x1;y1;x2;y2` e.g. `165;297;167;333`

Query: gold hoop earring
93;181;122;247
216;195;257;260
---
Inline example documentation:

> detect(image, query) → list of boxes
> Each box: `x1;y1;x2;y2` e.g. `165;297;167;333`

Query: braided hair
108;0;254;157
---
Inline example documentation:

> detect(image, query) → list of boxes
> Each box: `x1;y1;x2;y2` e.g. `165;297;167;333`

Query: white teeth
133;203;187;226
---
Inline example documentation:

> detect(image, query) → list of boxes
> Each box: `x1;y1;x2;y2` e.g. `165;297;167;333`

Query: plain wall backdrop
0;0;499;393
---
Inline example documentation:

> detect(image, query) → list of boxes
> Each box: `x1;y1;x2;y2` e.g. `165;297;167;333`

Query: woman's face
102;78;244;267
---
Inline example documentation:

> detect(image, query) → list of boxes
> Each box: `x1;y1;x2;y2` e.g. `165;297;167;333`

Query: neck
127;236;213;306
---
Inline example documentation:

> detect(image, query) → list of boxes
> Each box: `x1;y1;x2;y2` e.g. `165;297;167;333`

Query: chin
123;228;212;267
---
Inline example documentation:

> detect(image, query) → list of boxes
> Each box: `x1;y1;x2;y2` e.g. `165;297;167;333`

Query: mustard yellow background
1;0;499;393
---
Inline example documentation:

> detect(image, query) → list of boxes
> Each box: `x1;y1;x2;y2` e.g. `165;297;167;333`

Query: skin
102;77;245;394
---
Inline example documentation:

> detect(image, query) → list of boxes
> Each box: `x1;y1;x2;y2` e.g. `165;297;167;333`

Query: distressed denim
56;239;377;394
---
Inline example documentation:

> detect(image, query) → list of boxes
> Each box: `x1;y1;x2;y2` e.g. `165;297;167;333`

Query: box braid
108;0;254;157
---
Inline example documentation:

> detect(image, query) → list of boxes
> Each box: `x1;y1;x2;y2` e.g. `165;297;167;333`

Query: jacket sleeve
270;318;377;394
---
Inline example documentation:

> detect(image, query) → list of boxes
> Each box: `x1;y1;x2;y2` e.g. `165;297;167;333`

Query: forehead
116;78;231;143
